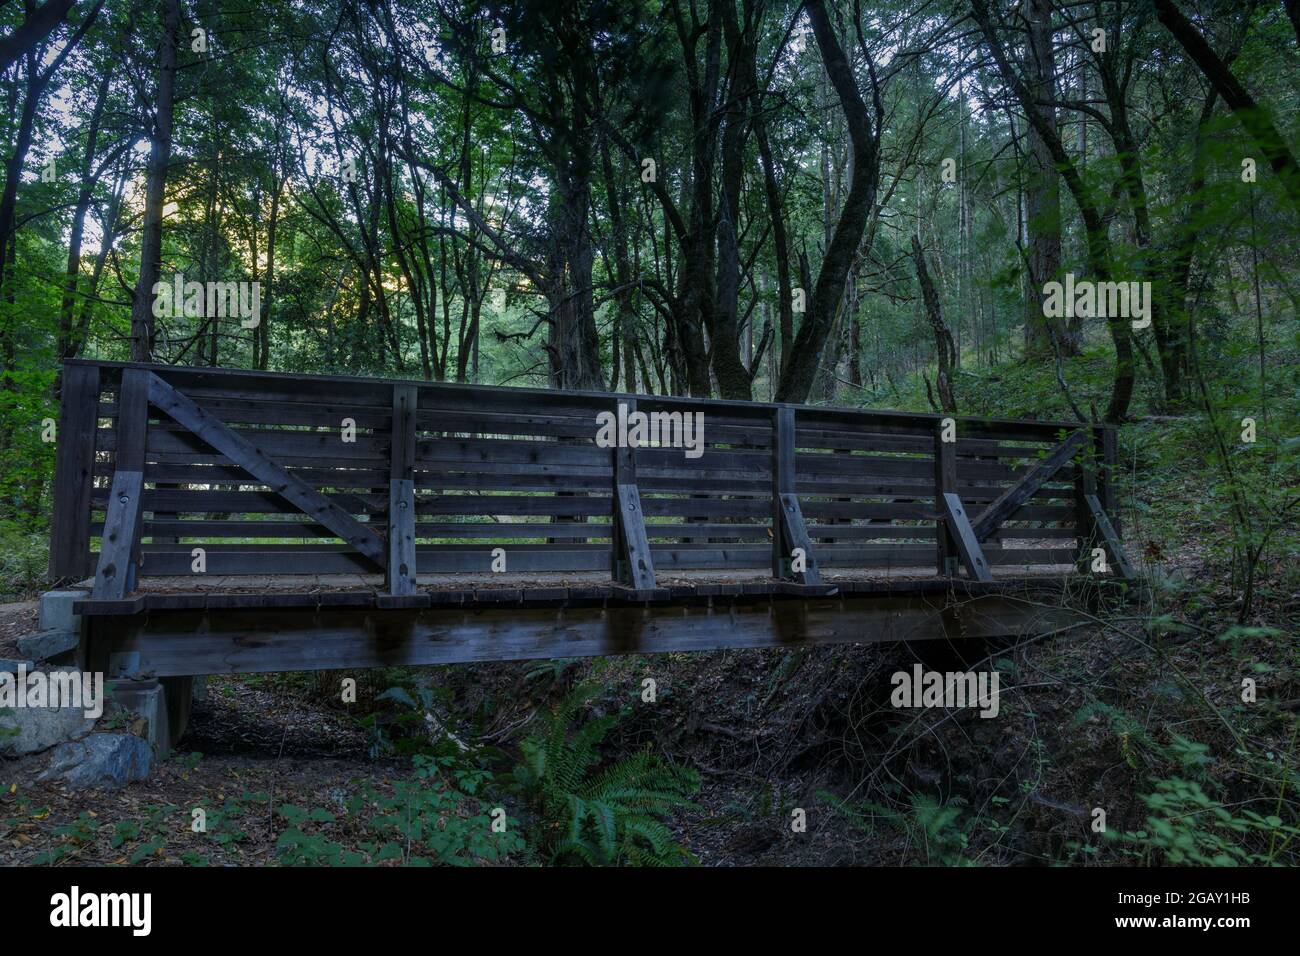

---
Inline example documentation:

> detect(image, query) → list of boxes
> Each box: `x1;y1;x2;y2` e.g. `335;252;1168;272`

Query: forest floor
0;525;1293;866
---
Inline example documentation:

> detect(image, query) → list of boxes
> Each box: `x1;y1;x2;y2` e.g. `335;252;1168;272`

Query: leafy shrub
1108;777;1300;865
276;752;523;866
0;520;48;592
513;683;699;866
825;791;975;866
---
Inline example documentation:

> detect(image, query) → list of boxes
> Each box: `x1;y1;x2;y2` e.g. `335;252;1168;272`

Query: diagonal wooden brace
93;368;150;599
776;492;822;585
93;470;143;599
971;430;1087;541
146;372;386;570
939;493;994;582
614;483;656;590
1084;493;1136;580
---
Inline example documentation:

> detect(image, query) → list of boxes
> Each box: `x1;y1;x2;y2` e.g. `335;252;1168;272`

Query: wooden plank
611;398;632;576
109;397;393;429
1098;425;1120;537
614;484;657;588
49;363;100;578
386;385;418;595
87;592;1086;675
772;406;793;576
1074;442;1099;573
100;488;384;516
391;384;417;477
795;450;1038;483
610;400;656;589
1085;493;1136;580
69;358;1089;441
146;371;386;569
939;493;994;582
934;420;956;576
970;431;1088;540
93;470;144;598
418;436;609;469
101;486;1073;524
124;460;1072;503
92;369;150;599
776;492;822;584
771;406;821;582
132;427;389;462
386;479;417;594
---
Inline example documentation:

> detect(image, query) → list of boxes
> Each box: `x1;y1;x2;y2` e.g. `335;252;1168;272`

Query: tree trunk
58;68;112;367
973;0;1134;422
0;59;47;293
1153;0;1300;212
1022;0;1066;358
0;0;75;75
130;0;181;362
754;108;793;380
911;236;957;413
774;0;879;403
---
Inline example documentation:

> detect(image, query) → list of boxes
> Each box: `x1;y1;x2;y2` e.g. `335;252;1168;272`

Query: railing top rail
64;359;1094;438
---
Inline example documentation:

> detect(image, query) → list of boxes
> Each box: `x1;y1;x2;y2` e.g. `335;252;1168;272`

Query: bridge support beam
83;587;1085;676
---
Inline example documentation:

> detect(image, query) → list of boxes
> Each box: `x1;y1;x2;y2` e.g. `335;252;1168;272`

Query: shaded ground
0;600;37;658
1;518;1295;865
1;676;405;865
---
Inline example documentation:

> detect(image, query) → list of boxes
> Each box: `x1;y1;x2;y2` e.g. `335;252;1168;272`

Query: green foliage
1108;777;1300;866
824;791;975;866
513;683;699;866
275;753;524;866
0;520;49;592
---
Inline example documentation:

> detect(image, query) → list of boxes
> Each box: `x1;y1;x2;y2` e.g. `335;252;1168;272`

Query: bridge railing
48;360;1130;600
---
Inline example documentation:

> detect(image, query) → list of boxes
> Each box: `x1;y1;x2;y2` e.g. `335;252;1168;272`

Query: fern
515;682;699;866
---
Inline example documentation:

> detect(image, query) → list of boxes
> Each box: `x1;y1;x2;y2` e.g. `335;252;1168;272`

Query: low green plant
1108;777;1299;865
825;791;975;866
276;750;524;866
0;520;48;592
513;683;699;866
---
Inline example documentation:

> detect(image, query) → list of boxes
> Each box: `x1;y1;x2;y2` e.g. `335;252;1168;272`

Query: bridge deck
71;565;1075;615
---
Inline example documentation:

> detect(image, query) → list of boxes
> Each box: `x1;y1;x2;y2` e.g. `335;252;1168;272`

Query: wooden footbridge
48;360;1135;679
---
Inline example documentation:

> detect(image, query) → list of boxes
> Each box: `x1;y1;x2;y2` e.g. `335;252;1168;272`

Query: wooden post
1098;425;1120;537
772;406;820;584
934;418;957;576
772;407;792;578
93;369;149;599
933;415;991;582
386;384;418;595
1074;440;1099;574
612;398;655;590
49;363;100;579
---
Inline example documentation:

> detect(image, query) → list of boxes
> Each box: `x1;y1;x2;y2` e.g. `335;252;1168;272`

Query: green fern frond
518;684;700;866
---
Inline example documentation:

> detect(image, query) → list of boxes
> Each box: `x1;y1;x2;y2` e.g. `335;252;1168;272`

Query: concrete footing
39;589;88;634
106;676;194;759
20;589;90;667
